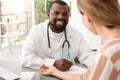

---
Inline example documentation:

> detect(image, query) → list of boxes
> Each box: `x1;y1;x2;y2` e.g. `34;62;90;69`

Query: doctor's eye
62;12;69;17
53;11;59;16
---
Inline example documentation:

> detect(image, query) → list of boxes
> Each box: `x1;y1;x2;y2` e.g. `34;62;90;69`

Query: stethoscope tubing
47;23;51;49
47;22;70;52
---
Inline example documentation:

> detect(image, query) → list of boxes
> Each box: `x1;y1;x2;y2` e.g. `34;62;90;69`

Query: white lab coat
20;21;94;69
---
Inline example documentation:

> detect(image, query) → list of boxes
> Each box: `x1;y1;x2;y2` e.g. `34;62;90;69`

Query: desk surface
0;59;60;80
0;59;86;80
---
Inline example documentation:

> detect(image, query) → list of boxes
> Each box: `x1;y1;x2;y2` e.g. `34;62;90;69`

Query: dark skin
54;59;73;71
47;2;73;71
48;2;69;33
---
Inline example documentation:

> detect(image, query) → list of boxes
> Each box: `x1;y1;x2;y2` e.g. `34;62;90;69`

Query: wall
1;0;32;14
71;0;101;49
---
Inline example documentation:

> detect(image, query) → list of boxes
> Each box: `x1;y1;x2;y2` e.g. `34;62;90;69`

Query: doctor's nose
57;14;64;19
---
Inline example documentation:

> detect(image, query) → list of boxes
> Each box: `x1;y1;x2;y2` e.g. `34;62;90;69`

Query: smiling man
20;0;94;71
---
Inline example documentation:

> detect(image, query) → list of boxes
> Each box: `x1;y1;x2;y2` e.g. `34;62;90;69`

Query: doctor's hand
54;59;73;71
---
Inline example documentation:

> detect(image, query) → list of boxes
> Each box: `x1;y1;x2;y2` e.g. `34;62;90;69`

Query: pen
68;52;71;61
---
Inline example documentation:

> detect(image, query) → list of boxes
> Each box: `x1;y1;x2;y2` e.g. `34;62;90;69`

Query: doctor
20;0;94;71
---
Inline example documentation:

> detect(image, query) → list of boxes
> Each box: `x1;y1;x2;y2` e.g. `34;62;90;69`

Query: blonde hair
77;0;120;28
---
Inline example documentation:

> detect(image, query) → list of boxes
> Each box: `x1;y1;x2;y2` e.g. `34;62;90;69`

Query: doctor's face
48;2;69;33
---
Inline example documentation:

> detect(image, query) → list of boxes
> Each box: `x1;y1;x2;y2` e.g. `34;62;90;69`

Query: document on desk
0;67;20;80
65;65;86;74
20;72;40;80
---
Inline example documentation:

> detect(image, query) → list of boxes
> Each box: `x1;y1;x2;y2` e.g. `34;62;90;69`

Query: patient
40;0;120;80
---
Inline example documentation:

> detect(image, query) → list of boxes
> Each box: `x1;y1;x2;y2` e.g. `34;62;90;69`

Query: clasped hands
40;58;73;75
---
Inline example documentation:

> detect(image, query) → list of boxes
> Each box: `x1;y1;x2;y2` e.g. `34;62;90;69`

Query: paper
65;65;86;74
20;72;40;80
0;67;20;80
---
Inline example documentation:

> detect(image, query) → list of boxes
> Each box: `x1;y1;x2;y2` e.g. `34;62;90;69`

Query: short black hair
47;0;70;13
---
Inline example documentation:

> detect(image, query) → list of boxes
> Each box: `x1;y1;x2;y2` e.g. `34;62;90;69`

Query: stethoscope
47;23;71;60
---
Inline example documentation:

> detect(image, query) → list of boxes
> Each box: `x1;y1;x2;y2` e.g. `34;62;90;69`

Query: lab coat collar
42;20;55;39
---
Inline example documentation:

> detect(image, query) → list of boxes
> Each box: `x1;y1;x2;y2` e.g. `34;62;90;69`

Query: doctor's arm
20;26;73;70
20;27;56;69
20;37;73;70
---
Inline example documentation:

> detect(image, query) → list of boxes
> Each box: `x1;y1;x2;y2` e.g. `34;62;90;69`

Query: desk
0;59;86;80
0;59;61;80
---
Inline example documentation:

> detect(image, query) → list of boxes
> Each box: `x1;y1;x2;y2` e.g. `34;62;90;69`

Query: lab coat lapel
43;21;55;39
51;33;65;58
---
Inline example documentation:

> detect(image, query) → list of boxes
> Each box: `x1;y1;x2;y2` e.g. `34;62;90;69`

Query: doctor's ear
47;13;49;17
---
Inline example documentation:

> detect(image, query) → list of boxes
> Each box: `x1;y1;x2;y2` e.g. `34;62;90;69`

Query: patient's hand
40;64;57;75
